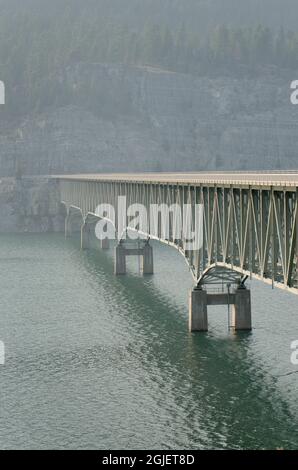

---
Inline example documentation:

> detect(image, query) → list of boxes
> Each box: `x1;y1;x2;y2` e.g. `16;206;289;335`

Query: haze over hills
0;0;298;176
1;0;297;31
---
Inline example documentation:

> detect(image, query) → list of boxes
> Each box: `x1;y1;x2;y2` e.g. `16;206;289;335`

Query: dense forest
0;0;298;117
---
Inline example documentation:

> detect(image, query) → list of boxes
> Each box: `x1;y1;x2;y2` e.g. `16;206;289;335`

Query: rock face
0;63;297;176
0;177;64;233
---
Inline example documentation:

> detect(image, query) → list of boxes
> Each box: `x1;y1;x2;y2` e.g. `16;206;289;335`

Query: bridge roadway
56;171;298;187
56;171;298;332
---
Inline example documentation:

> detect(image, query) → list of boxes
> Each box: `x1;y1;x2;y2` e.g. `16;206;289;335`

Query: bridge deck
58;170;298;293
55;171;298;188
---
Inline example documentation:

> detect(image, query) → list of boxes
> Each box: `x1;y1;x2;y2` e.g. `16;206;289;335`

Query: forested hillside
0;0;297;176
0;0;298;117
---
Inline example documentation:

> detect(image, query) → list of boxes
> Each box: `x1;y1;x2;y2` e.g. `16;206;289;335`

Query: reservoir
0;234;297;449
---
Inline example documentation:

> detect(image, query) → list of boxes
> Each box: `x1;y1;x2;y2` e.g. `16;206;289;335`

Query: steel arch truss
59;178;298;294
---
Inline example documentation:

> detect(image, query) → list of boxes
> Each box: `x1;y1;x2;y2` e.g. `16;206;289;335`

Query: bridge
56;171;298;332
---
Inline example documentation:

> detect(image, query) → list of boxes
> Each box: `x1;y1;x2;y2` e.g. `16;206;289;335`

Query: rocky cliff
0;63;297;176
0;177;64;233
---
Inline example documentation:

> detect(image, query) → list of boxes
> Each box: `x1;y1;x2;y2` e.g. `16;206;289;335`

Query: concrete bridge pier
232;288;252;331
189;287;208;332
65;212;72;238
189;285;252;332
82;219;110;250
141;244;154;275
115;241;154;275
115;243;126;275
100;238;110;250
81;223;91;250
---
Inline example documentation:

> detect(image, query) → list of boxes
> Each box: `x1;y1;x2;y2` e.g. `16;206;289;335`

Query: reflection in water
0;234;297;449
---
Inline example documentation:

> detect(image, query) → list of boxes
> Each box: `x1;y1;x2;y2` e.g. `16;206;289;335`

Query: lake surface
0;233;297;449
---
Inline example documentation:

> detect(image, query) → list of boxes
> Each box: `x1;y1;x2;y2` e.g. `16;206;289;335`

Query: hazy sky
0;0;297;33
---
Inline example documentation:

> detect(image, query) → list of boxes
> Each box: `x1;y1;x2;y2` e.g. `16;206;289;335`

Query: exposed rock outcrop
0;63;297;176
0;177;64;233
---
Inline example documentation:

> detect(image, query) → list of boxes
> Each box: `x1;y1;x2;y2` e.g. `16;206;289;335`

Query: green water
0;234;297;449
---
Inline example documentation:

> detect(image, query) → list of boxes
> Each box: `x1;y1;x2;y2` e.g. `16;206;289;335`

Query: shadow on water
72;234;298;450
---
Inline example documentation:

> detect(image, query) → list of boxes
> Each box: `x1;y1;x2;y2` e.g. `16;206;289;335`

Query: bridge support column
65;213;72;238
114;241;154;276
100;238;110;250
115;243;126;275
189;287;208;332
81;223;90;250
142;244;154;275
232;288;252;331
